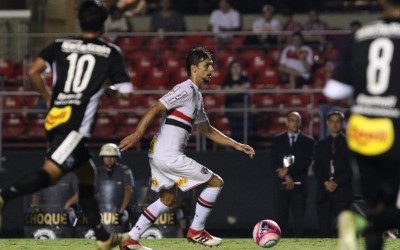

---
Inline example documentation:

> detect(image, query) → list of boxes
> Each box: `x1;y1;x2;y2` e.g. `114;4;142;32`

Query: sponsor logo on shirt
200;167;209;174
45;106;72;131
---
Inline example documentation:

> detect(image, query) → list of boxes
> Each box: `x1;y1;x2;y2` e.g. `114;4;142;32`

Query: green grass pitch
0;238;400;250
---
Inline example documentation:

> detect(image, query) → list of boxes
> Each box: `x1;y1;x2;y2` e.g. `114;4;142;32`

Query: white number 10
64;53;95;93
367;38;393;95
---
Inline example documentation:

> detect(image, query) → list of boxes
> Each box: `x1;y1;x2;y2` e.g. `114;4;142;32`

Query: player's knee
160;196;176;207
208;174;224;187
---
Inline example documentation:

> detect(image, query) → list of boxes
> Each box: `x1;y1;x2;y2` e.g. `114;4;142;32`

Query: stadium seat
142;67;169;89
210;69;224;86
2;95;24;111
266;49;281;65
203;94;224;112
0;58;14;81
127;67;144;88
246;56;272;78
133;56;155;76
114;113;140;138
210;115;231;137
253;66;279;87
170;66;188;85
144;37;166;52
115;36;143;54
92;114;116;139
2;113;26;138
251;94;281;108
25;114;46;138
282;94;311;108
161;56;184;74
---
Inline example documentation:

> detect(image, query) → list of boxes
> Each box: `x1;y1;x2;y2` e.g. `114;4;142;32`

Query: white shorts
149;155;213;192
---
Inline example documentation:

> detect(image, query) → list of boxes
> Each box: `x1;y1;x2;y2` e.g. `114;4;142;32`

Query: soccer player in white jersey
119;47;255;250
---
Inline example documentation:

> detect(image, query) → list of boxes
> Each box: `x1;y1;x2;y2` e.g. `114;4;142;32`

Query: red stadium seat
92;114;116;139
282;94;311;108
0;58;14;81
246;56;272;78
2;113;26;138
25;114;46;138
170;67;188;85
114;113;140;138
143;67;169;89
115;36;143;53
144;37;166;52
254;66;279;87
2;95;24;110
127;67;144;88
203;94;224;111
211;115;231;137
134;56;155;76
251;94;281;108
161;56;184;73
210;69;224;86
266;49;281;65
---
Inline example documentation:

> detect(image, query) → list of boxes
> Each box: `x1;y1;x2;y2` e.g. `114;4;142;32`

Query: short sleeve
38;42;57;65
109;47;131;85
159;84;193;111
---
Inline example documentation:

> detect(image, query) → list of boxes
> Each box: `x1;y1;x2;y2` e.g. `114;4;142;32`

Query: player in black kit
323;0;400;249
0;1;133;249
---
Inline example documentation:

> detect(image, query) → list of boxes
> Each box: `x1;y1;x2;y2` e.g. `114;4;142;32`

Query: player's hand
236;143;255;158
119;133;140;151
104;86;118;99
284;175;294;190
276;167;288;179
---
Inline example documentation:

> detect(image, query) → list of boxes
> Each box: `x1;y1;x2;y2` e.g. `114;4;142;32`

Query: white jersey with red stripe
149;79;208;160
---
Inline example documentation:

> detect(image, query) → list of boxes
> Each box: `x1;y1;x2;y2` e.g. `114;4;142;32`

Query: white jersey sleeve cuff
112;82;134;94
323;79;354;99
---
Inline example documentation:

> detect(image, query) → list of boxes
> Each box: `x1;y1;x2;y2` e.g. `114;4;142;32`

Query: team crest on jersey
45;106;72;131
176;177;188;187
200;167;209;174
151;178;158;187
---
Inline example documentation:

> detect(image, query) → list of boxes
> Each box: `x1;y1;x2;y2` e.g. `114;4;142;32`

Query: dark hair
292;30;304;41
327;111;345;121
223;60;241;82
78;0;109;33
185;47;212;77
350;20;362;27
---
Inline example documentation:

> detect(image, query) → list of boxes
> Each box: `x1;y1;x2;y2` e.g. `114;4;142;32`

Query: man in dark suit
271;111;314;237
313;111;353;238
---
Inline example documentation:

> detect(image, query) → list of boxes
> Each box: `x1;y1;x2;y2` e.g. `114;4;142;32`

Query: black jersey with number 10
39;37;130;138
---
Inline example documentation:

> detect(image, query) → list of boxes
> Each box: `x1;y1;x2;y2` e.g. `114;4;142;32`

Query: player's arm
197;120;255;158
28;57;51;108
119;101;167;151
323;78;354;108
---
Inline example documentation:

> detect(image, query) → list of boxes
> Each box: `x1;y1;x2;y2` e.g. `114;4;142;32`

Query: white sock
129;199;169;240
190;186;222;231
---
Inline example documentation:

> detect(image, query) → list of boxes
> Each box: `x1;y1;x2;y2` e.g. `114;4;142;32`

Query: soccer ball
252;219;281;248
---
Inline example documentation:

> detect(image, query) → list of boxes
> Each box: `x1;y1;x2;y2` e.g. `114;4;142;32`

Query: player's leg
121;186;175;250
0;159;62;231
187;173;223;246
75;160;129;250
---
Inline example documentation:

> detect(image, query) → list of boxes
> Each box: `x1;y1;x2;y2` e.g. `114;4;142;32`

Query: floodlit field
0;238;400;250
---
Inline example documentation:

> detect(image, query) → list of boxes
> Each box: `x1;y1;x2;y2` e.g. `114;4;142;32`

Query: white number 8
367;38;393;95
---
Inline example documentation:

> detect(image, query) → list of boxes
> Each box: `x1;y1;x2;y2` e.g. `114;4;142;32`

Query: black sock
371;207;400;231
1;170;51;202
79;185;109;241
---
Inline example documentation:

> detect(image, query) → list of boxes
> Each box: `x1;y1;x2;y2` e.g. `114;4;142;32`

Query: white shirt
252;17;281;33
209;8;240;39
279;45;313;79
149;79;208;160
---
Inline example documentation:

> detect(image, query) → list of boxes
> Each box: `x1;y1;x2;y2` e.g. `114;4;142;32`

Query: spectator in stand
313;111;353;238
222;60;252;142
349;20;362;34
105;0;147;32
302;9;328;47
250;4;281;46
271;111;314;237
278;31;313;88
314;60;334;88
279;9;302;45
149;0;186;43
208;0;241;42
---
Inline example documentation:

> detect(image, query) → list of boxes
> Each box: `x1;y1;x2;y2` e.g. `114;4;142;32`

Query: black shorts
353;152;400;207
46;131;91;173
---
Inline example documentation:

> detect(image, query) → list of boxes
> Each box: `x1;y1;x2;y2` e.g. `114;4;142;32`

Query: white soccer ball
252;219;281;248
